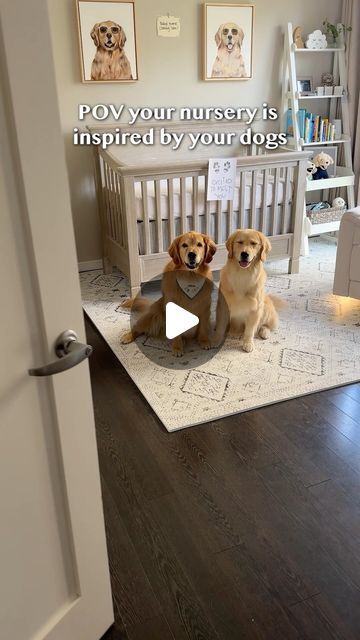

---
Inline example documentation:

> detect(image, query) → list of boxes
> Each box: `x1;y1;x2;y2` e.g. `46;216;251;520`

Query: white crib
90;125;308;295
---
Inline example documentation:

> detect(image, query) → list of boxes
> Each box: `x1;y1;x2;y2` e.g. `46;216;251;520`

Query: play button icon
166;302;199;340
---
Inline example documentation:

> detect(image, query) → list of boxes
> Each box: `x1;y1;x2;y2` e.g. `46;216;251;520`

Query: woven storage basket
306;206;346;225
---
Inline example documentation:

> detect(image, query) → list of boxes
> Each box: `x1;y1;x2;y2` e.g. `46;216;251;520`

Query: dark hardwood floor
86;317;360;640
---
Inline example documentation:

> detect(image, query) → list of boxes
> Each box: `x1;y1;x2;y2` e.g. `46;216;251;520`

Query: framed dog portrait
203;3;254;81
76;0;138;82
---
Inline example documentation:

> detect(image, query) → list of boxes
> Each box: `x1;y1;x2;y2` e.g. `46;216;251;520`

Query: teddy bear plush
306;160;317;180
312;152;334;180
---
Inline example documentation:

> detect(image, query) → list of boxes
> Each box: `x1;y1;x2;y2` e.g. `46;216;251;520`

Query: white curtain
342;0;360;204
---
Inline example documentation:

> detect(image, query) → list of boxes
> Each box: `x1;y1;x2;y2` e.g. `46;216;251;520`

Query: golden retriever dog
90;21;133;81
120;232;217;357
212;229;286;352
211;23;247;78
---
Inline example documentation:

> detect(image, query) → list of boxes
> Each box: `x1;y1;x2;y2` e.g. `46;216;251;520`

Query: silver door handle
29;330;93;377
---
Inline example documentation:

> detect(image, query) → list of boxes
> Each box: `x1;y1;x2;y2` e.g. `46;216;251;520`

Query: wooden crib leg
288;257;300;274
130;284;141;298
103;256;112;274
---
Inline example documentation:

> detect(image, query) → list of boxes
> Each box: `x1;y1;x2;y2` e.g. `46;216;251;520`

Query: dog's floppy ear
215;24;223;47
237;25;244;46
168;237;181;266
203;235;217;264
225;232;237;259
258;232;272;262
90;23;100;47
118;25;127;48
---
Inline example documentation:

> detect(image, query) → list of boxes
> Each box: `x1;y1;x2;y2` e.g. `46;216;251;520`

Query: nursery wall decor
293;26;304;49
203;3;254;81
305;29;327;49
76;0;138;82
157;14;181;37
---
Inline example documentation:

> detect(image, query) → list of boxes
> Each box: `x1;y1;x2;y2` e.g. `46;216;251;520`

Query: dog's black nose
107;32;112;38
188;252;196;261
241;251;249;260
228;34;232;40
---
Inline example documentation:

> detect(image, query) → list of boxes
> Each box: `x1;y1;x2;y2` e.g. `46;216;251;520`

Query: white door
0;1;114;639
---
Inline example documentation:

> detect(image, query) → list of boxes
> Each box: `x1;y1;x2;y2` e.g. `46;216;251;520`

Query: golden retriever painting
212;229;286;352
211;22;247;78
90;20;133;80
120;232;217;357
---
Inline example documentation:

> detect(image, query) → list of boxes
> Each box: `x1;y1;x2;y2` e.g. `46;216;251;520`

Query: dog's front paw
210;333;223;349
172;346;184;357
258;326;270;340
120;330;134;344
242;340;254;353
199;339;211;350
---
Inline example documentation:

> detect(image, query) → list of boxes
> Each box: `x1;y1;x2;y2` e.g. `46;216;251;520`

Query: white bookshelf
283;24;355;245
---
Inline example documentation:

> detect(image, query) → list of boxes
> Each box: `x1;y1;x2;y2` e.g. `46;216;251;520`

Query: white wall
48;0;342;263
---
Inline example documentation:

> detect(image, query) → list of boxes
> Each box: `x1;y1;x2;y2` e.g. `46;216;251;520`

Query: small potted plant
323;19;352;47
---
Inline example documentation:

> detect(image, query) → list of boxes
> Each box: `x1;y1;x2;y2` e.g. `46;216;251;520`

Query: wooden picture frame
203;3;254;81
297;76;314;96
76;0;138;83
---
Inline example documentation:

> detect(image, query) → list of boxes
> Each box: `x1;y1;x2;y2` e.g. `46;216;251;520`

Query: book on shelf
286;109;337;143
286;108;306;139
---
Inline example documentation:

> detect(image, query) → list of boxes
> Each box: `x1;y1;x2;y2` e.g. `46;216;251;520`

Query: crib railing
93;148;308;294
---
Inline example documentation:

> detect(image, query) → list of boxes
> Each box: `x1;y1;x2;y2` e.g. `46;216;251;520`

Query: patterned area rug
80;239;360;431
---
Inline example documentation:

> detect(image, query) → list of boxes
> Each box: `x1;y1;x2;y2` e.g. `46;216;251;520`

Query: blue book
286;108;306;138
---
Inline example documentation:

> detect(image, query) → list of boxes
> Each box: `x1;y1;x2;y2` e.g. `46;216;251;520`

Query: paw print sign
207;157;237;201
306;29;327;49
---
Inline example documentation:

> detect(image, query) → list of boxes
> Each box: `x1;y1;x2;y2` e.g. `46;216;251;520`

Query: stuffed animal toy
332;197;346;209
306;160;316;180
313;152;334;180
293;26;305;48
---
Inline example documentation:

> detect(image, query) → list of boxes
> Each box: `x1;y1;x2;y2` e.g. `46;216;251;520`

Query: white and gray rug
80;239;360;431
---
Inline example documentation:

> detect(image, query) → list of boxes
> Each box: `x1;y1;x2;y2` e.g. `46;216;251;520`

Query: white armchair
333;208;360;299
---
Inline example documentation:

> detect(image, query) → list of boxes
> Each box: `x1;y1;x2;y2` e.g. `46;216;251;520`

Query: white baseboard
78;259;103;272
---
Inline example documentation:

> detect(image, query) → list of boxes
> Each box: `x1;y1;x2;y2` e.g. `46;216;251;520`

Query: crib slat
109;168;120;243
261;169;269;233
192;176;199;232
216;200;222;244
154;180;163;252
204;174;210;235
167;179;175;241
141;181;150;254
109;167;117;241
239;170;246;228
251;170;257;228
227;199;233;238
272;167;280;236
104;163;113;238
113;170;122;243
107;166;115;240
180;177;186;233
282;166;291;234
115;173;125;247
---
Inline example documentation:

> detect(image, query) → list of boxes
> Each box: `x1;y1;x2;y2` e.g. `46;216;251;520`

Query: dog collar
176;274;205;299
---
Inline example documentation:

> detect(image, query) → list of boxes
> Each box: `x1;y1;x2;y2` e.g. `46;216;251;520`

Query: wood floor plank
289;594;353;640
126;615;175;640
326;390;360;422
301;392;360;447
100;479;163;630
339;383;360;402
258;462;360;633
